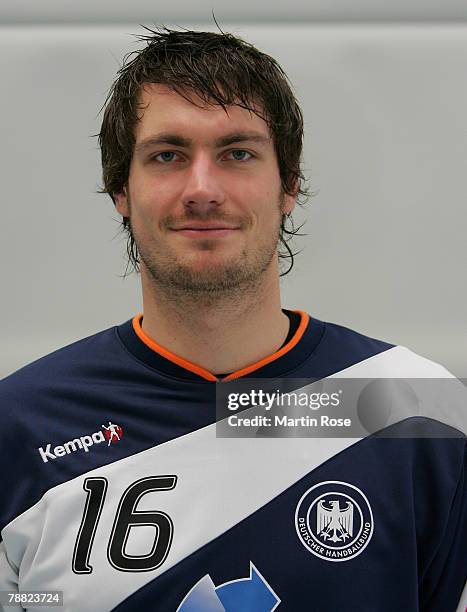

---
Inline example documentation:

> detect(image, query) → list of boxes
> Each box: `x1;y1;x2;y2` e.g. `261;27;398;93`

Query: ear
282;179;298;216
114;187;130;218
283;192;296;216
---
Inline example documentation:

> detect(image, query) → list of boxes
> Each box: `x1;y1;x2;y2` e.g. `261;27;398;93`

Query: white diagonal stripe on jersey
0;345;463;612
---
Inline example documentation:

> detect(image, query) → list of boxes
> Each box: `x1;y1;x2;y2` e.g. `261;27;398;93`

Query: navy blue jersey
0;311;466;611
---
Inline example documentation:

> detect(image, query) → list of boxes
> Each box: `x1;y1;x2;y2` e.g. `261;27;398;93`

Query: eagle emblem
295;481;374;562
317;499;353;543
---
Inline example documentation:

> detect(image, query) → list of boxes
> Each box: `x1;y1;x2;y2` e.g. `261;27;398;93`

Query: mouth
171;225;240;238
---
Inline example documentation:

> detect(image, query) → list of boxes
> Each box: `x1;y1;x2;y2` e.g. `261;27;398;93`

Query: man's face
114;83;296;294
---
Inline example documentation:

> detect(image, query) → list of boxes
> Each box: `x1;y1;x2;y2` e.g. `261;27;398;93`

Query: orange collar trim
132;310;310;382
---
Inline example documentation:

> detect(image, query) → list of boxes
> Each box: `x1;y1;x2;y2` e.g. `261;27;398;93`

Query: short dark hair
96;22;313;276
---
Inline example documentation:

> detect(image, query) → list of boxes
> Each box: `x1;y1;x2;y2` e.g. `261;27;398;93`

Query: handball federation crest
295;481;373;562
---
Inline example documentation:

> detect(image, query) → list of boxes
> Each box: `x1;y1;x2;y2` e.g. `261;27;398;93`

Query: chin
184;250;242;269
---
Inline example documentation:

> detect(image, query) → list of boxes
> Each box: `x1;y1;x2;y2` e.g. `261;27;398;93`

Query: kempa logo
38;422;123;463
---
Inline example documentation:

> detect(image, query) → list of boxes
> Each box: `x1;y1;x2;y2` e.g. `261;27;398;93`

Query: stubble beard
129;194;285;301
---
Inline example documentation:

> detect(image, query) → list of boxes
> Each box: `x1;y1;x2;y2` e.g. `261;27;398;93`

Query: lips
170;224;240;238
173;224;240;231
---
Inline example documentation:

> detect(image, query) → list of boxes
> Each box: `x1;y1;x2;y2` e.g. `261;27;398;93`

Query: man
0;25;465;612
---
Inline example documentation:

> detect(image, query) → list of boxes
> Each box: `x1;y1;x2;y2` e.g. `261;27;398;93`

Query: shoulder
0;324;123;403
306;315;467;436
316;316;452;377
302;315;394;377
318;317;394;354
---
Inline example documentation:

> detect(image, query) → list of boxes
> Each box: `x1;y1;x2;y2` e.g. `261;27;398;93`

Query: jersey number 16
72;475;177;574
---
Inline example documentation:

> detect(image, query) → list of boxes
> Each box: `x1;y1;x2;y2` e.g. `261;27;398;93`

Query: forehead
134;83;271;143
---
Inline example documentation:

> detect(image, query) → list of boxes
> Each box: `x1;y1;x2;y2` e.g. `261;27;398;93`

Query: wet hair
95;21;314;276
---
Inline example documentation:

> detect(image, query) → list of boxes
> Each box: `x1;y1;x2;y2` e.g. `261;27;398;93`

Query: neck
139;263;289;376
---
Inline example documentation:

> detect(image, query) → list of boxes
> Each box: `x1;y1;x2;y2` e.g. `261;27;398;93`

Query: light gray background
1;2;466;378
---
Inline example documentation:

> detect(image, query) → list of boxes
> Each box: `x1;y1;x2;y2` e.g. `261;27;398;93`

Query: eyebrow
134;131;271;154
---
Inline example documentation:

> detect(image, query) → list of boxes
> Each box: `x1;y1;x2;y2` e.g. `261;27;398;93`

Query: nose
180;153;225;215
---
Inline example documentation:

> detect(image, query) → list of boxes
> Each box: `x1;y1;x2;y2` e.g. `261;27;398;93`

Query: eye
150;149;254;164
226;149;253;162
152;151;179;163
